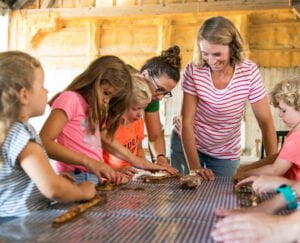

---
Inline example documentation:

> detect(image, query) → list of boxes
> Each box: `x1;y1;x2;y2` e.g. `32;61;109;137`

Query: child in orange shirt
103;76;152;171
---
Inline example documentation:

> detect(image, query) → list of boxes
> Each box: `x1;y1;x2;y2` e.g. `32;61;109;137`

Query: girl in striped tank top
0;51;95;223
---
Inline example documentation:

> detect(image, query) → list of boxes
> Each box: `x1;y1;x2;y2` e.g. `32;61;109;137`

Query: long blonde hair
0;51;41;146
51;55;132;138
270;76;300;111
193;16;244;67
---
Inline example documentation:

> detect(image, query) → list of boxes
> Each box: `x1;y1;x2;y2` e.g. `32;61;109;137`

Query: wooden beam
23;2;291;17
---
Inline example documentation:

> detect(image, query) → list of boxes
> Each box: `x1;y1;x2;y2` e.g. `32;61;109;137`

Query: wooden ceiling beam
30;1;291;17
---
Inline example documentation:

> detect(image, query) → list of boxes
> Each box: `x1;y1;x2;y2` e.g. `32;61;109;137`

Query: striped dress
182;60;266;160
0;122;49;217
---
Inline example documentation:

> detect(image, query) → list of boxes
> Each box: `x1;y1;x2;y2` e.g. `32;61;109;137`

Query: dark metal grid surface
0;177;241;243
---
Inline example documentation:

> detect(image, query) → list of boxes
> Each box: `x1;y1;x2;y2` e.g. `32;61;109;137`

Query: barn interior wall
7;7;300;156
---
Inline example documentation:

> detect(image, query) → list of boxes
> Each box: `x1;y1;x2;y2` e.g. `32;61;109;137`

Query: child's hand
83;158;120;183
116;166;138;177
78;181;96;201
238;175;294;195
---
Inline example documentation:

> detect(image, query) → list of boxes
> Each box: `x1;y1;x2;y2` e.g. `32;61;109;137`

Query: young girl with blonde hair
103;76;152;171
0;51;95;223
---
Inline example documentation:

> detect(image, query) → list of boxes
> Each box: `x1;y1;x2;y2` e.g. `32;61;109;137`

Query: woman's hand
190;168;215;181
156;156;178;175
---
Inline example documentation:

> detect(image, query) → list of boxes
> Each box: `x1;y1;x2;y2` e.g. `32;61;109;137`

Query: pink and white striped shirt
182;60;266;160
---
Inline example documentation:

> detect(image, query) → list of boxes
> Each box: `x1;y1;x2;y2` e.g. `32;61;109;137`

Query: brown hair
51;55;132;138
193;16;244;67
270;76;300;111
0;51;41;145
141;45;181;83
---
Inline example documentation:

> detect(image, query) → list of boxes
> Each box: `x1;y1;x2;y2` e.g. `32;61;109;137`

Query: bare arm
40;109;119;183
239;153;278;171
181;93;214;180
240;157;292;178
144;111;165;158
19;142;95;202
251;97;277;156
101;131;172;172
136;143;146;158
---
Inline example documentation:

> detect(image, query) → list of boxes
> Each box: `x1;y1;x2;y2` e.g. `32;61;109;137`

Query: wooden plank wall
7;8;300;156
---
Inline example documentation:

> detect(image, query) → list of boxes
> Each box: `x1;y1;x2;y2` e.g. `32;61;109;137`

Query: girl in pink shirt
40;56;167;185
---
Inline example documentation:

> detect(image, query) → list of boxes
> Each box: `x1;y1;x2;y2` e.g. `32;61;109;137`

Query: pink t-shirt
51;91;103;173
182;59;266;160
278;131;300;180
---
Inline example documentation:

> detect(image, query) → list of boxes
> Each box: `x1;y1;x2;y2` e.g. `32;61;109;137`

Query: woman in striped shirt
180;16;277;180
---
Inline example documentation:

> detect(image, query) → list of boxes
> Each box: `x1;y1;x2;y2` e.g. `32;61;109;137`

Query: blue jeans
169;129;190;175
71;170;99;184
169;129;240;176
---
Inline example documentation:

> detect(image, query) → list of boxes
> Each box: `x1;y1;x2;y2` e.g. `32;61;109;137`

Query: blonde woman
180;16;277;180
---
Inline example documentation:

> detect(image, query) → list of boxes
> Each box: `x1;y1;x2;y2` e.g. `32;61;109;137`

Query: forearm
101;135;136;165
181;126;201;170
148;132;166;157
48;177;89;202
136;147;146;159
241;153;278;171
257;193;286;214
42;139;95;168
261;125;277;156
244;164;281;177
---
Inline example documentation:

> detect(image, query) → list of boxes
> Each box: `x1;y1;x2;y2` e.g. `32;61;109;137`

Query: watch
276;184;298;210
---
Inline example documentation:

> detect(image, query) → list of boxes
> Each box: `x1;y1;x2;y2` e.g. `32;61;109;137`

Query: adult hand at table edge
191;168;215;181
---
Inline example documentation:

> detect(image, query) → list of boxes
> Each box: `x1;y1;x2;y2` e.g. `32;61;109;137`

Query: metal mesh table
0;177;240;243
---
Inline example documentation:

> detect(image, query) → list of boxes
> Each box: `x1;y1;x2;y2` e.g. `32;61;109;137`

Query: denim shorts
71;169;99;184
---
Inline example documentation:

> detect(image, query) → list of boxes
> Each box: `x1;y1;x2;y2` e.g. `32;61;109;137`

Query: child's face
99;83;117;105
123;98;151;124
27;67;48;118
278;100;300;128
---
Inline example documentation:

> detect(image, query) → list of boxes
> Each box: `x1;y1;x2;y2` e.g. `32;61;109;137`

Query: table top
0;177;240;243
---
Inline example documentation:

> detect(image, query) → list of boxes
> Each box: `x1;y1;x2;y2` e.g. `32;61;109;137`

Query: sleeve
51;91;79;121
2;123;35;168
145;100;159;113
182;62;197;96
277;132;300;165
248;61;267;104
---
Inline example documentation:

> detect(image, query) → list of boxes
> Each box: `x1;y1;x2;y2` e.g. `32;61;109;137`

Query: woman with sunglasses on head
179;16;277;180
114;45;181;173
